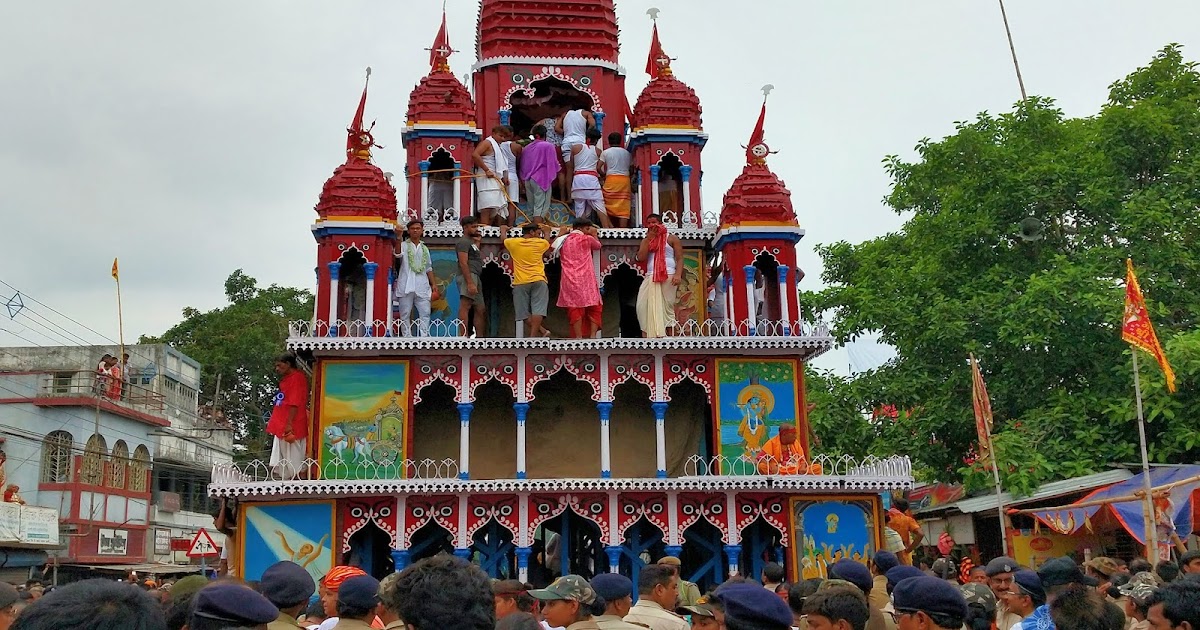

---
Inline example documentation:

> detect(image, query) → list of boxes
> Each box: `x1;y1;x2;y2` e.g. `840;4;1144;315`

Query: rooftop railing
288;318;831;340
37;370;165;414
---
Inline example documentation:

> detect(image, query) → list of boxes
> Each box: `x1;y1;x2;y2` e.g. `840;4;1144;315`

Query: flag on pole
969;354;995;470
429;9;451;69
645;22;667;79
1122;259;1176;393
111;258;119;281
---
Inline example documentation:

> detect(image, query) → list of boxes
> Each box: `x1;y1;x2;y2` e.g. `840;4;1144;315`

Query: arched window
128;445;151;493
108;440;129;489
40;431;74;484
80;434;108;486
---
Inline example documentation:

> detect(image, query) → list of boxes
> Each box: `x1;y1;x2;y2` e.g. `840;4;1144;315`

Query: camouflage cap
1117;572;1159;602
678;603;717;618
528;575;597;605
958;583;996;612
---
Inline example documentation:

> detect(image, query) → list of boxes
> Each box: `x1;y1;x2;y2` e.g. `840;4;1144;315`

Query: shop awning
1021;465;1200;544
916;468;1132;515
61;563;205;575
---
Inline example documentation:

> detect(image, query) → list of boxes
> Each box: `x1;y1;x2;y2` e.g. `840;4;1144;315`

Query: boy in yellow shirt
504;224;552;337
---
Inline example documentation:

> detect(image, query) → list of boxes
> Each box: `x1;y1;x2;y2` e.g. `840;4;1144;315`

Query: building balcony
19;370;170;427
208;454;913;499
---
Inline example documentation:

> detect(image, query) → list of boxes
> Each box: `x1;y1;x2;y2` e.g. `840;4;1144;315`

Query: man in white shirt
599;132;632;228
623;564;688;630
394;220;439;337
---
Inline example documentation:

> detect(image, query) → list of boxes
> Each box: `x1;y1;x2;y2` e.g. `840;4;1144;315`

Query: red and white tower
713;92;804;335
629;16;707;227
402;12;478;224
474;0;628;140
312;71;399;337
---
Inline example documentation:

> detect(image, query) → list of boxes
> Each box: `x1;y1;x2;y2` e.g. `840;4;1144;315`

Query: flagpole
984;427;1010;556
114;260;125;370
1131;351;1159;561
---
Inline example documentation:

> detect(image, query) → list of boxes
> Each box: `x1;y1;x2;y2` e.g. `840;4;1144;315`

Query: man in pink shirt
556;219;603;338
519;124;561;223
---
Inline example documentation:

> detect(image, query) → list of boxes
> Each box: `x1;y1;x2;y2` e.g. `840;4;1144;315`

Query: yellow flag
111;258;119;281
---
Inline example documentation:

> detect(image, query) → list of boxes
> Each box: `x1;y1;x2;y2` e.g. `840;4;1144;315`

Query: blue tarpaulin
1031;466;1200;544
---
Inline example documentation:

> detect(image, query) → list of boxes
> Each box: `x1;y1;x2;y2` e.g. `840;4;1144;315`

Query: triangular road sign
187;528;220;558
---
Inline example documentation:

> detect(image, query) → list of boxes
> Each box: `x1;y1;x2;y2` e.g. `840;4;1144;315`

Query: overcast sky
2;1;1198;374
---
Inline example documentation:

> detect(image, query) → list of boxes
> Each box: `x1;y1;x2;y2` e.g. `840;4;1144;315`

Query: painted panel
789;496;881;580
240;501;335;582
714;359;800;471
318;360;410;479
674;250;704;327
426;247;463;337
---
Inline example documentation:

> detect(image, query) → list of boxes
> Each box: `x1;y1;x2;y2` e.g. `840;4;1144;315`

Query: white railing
399;207;720;234
289;318;831;340
211;457;460;483
682;454;912;478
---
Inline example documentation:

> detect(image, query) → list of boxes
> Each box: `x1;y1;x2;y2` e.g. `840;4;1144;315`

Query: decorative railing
400;207;719;237
682;454;912;478
211;455;911;484
287;318;831;340
37;370;165;413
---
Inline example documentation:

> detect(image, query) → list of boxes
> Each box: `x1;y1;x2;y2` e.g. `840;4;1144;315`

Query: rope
411;167;576;227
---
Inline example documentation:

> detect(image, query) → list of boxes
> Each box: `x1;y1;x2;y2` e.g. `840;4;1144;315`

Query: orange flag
111;258;119;281
969;354;994;470
1122;258;1175;392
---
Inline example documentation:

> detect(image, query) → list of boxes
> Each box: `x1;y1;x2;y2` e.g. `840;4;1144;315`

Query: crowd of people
393;212;683;340
1;546;1197;630
470;109;634;229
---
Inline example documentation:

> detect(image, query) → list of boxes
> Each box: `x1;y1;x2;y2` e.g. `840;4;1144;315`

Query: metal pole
997;0;1028;100
1132;352;1159;561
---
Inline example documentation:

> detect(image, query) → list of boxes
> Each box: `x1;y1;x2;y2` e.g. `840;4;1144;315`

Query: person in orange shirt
886;496;924;566
756;426;812;475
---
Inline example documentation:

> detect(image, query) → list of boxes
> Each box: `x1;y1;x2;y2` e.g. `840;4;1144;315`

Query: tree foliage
140;270;314;459
804;45;1200;495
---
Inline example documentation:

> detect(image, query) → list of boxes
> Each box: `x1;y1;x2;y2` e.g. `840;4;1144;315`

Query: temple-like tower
629;18;707;227
713;95;805;338
312;73;399;337
402;13;479;225
474;0;627;138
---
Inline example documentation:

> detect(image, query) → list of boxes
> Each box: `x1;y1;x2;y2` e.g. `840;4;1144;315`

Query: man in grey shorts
456;216;486;337
503;223;552;337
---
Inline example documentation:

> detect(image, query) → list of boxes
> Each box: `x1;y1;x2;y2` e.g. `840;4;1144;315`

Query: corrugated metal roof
920;468;1134;515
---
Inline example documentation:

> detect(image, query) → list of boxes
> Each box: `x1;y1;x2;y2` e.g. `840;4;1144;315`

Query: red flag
429;10;451;70
645;22;667;79
744;100;767;164
346;68;372;158
969;354;995;470
1123;258;1176;392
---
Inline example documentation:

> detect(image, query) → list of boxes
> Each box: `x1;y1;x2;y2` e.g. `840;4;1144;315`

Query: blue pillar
724;544;742;575
652;401;669;478
454;548;472;560
327;262;342;337
593;111;606;134
680;164;692;183
498;109;511;126
391;549;411;573
597;401;613;478
457;403;473;480
418;160;431;176
649;164;661;183
514;402;530;479
664;544;683;559
605;546;623;572
515;546;533;571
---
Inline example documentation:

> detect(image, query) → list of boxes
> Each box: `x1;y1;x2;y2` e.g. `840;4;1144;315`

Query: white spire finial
761;84;774;100
366;66;372;81
647;7;660;21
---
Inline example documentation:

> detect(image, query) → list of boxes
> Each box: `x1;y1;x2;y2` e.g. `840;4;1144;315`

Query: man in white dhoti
473;125;514;226
393;220;439;337
635;214;683;338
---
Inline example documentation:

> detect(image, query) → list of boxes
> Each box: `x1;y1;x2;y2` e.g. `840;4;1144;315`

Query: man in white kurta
394;220;438;337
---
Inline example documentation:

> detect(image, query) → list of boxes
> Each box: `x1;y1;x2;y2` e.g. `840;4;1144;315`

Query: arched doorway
427;148;456;216
656;153;684;219
346;521;395;580
507;77;594;139
602;265;643;338
471;520;517;579
337;248;368;326
753;251;781;325
618;518;666;598
408;520;455;563
739;517;785;583
532;510;606;585
410;381;458;466
680;519;725;593
480;263;514;338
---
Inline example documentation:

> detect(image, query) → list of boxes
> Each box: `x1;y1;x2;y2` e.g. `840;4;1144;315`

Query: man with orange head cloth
316;565;367;630
756;425;807;475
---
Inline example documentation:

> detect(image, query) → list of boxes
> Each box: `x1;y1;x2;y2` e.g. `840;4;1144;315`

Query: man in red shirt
267;353;310;479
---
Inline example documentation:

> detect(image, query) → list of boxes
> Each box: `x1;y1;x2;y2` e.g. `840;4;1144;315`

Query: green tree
805;45;1200;494
141;270;314;459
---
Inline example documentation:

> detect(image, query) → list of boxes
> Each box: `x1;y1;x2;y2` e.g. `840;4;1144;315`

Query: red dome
315;159;398;221
719;163;796;226
633;72;702;129
407;70;475;124
477;0;620;63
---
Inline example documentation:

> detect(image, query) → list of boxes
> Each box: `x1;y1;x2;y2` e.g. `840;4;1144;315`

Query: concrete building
0;344;234;579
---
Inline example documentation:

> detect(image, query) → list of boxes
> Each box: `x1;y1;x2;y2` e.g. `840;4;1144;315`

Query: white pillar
777;265;791;336
680;164;693;221
419;160;431;217
650;165;661;216
385;268;394;336
652;401;668;478
515;402;529;479
724;273;736;336
363;262;378;336
667;492;680;546
457;403;471;480
453;161;463;221
743;265;758;335
598;401;613;478
327;262;341;336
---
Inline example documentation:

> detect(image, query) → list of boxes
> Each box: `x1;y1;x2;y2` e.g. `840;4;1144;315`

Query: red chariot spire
346;68;379;162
